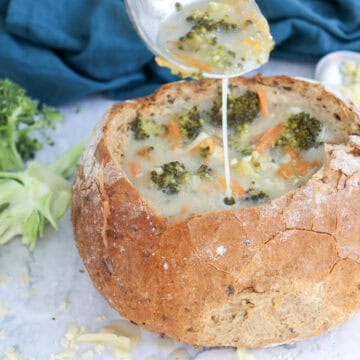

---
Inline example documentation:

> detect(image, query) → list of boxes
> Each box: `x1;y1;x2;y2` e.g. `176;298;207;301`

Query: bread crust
71;76;360;348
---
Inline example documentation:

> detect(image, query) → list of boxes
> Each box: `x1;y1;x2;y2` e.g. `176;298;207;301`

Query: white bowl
315;50;360;86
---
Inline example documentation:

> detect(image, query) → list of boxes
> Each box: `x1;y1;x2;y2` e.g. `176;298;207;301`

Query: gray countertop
0;60;359;360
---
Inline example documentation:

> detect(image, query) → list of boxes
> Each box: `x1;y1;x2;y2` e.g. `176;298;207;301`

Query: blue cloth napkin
258;0;360;61
0;0;359;105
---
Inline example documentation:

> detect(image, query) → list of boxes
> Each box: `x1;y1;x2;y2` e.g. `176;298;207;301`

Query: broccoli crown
209;90;260;130
131;116;164;140
175;10;238;69
0;79;61;171
151;161;189;195
196;164;212;179
245;188;269;204
16;134;43;161
276;112;323;150
178;106;203;139
186;11;238;32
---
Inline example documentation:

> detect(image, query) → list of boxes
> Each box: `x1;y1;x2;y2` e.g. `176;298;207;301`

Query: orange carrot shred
278;159;319;179
166;119;182;149
217;177;245;196
137;145;154;160
129;162;141;177
217;177;227;190
257;88;270;119
255;124;284;152
172;51;213;73
231;180;245;196
190;138;215;162
286;147;300;161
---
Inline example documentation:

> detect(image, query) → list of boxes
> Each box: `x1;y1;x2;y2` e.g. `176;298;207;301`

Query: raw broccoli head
178;106;203;139
15;134;43;161
131;116;164;140
196;164;212;179
276;112;323;150
0;79;61;170
209;90;260;131
151;161;190;194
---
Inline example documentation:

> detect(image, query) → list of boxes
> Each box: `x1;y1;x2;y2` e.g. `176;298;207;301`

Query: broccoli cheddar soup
158;0;274;77
123;84;337;217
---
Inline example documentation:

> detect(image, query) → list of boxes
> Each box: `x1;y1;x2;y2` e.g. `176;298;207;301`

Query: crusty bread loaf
71;76;360;348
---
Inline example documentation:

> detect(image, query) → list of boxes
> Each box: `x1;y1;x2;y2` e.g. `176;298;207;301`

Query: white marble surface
0;60;359;360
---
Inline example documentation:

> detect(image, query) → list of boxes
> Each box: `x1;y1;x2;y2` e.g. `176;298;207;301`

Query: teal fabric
257;0;360;61
0;0;359;105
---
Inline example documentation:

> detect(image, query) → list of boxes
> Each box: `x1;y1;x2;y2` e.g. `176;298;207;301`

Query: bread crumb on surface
156;336;175;351
1;347;23;360
0;302;13;318
52;320;139;360
144;356;160;360
81;350;94;360
20;274;29;287
95;315;108;322
0;274;11;286
0;329;7;340
168;348;190;360
236;348;256;360
59;300;69;310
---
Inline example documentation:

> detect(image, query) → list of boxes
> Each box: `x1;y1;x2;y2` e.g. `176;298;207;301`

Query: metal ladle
124;0;271;79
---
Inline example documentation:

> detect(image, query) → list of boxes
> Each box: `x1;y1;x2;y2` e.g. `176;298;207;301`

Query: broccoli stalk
0;140;85;249
0;79;62;171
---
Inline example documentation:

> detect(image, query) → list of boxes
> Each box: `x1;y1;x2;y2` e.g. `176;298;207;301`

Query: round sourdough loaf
71;76;360;348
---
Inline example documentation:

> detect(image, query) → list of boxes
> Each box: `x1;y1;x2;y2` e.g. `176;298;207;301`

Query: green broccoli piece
0;140;85;249
209;90;260;130
178;106;203;139
244;188;269;204
131;116;164;140
151;161;190;194
177;10;238;69
186;11;238;32
196;164;212;179
0;79;62;171
276;112;323;150
228;124;252;154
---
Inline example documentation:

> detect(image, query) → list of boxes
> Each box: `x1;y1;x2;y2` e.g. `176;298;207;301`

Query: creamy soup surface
158;0;274;76
123;87;336;217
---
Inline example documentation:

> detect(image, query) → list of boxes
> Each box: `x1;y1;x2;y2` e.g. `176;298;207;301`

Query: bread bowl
71;75;360;348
